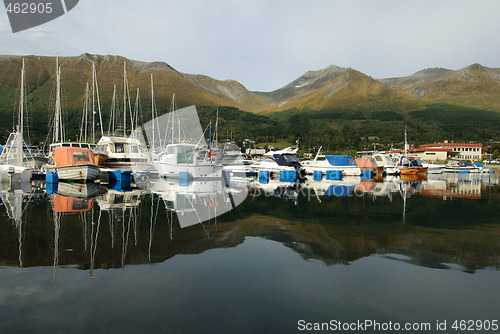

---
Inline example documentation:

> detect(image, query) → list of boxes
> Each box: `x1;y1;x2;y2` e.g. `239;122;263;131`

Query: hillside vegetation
0;54;499;151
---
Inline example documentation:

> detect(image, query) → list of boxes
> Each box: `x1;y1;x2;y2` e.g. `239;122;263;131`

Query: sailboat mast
404;124;408;159
92;62;96;143
215;108;219;148
81;82;89;143
171;94;175;144
15;59;25;167
54;58;62;144
151;74;155;152
18;59;24;135
123;62;127;136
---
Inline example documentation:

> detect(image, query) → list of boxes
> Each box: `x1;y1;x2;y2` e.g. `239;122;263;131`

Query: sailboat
0;59;33;183
97;62;150;170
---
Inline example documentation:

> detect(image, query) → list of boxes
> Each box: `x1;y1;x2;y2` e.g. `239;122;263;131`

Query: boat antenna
314;146;322;161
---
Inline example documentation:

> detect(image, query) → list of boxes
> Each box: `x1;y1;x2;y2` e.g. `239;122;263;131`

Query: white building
420;142;482;161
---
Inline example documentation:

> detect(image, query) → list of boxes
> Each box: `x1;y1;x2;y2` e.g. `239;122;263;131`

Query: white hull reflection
150;177;247;228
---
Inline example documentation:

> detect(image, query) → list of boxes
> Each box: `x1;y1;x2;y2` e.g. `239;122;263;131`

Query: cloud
1;0;500;91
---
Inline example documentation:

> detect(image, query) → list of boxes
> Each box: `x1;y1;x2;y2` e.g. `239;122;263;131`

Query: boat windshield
282;154;298;162
73;151;89;161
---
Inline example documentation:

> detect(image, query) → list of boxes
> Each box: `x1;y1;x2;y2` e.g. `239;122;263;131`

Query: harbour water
0;173;499;333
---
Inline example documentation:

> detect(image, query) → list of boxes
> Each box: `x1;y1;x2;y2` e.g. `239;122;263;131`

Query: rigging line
94;64;104;138
108;210;115;249
82;211;89;252
91;209;102;277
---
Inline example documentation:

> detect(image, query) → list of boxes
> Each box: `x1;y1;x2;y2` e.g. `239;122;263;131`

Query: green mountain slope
0;54;499;149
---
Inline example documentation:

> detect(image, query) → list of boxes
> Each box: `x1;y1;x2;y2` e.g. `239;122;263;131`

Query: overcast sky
1;0;499;92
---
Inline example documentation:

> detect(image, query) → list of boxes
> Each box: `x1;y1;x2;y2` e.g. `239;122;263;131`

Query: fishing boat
301;148;361;176
45;146;99;181
355;157;384;176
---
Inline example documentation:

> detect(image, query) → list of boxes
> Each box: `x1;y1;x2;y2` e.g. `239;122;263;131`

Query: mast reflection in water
0;173;499;333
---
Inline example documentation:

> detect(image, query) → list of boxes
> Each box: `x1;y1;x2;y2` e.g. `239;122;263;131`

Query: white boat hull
0;165;32;183
444;167;481;173
152;161;222;179
54;164;100;181
302;165;361;176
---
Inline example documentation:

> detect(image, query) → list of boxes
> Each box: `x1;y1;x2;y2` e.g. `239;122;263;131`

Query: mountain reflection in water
0;173;498;274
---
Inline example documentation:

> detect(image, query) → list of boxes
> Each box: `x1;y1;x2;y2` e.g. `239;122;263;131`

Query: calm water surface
0;173;499;333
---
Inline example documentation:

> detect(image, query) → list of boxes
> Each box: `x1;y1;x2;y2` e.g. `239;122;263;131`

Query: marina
0;57;499;334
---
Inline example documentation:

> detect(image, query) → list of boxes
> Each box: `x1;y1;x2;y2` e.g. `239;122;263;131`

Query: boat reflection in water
0;181;41;269
249;177;302;203
149;175;247;229
0;170;499;333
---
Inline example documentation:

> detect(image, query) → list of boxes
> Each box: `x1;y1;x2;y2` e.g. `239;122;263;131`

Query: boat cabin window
178;145;194;164
115;143;125;153
73;151;90;162
131;145;139;153
165;146;176;155
62;143;71;147
375;156;383;162
317;156;326;161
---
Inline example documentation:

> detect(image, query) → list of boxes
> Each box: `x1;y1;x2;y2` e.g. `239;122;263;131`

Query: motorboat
152;143;222;179
97;135;150;170
251;146;304;178
444;161;481;173
372;152;399;175
397;156;428;176
302;153;361;176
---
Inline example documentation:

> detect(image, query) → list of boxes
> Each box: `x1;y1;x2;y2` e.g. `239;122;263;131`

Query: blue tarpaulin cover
325;155;356;167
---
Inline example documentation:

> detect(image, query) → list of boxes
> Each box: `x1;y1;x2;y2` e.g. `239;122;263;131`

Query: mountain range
1;53;500;113
0;53;499;146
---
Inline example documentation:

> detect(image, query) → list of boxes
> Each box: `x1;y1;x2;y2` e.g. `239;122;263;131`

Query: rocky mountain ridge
0;54;499;115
